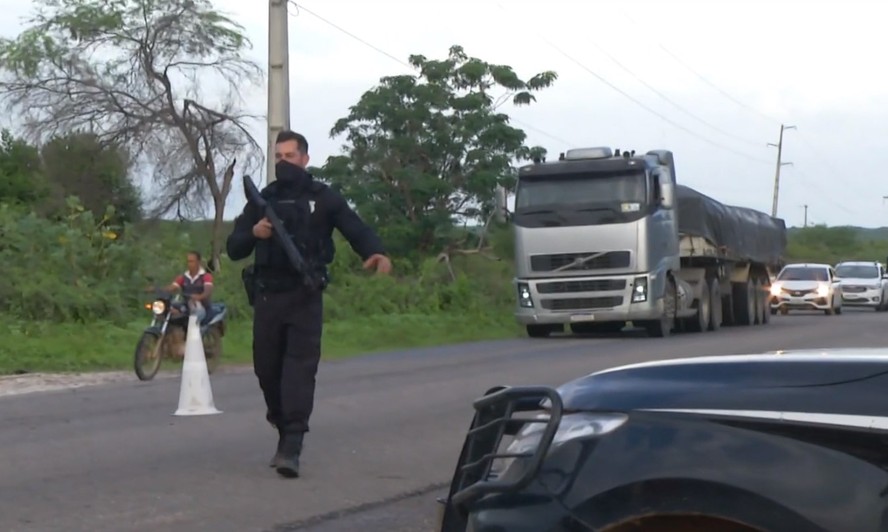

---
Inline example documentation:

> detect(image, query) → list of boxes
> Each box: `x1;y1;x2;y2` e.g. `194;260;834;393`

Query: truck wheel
686;279;710;333
752;278;764;324
732;280;755;326
759;277;770;324
708;277;722;331
644;277;676;338
526;324;558;338
756;277;770;324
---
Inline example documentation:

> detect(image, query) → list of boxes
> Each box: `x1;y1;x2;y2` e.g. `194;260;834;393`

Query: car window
835;264;879;278
777;267;828;281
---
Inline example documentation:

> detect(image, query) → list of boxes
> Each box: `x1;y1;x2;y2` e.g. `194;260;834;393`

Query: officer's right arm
226;202;260;261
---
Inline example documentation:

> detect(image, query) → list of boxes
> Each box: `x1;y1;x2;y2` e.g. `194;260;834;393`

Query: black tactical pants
252;285;323;434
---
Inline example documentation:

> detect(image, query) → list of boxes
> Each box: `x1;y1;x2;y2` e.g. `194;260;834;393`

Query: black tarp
676;184;787;265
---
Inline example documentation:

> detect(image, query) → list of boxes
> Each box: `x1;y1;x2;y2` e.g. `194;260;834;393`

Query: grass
0;311;523;375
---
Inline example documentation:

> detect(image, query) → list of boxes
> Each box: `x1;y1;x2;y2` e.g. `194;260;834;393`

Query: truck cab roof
518;147;675;181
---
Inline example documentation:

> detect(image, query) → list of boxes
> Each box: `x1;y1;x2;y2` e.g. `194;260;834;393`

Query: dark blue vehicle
133;289;227;381
438;349;888;531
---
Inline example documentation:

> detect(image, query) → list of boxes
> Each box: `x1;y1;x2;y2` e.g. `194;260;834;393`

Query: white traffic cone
173;314;222;416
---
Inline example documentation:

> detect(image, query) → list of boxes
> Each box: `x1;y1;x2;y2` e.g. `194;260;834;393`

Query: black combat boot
269;425;284;468
275;430;304;478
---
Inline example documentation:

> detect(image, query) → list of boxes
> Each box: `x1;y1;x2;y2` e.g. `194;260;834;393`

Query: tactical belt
256;276;305;293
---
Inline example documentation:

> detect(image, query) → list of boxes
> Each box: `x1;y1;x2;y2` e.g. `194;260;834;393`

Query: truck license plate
570;314;595;322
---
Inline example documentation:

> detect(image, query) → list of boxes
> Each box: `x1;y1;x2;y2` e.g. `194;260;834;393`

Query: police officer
226;130;391;478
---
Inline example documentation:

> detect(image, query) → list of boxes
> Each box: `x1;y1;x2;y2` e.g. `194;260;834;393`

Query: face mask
275;160;309;185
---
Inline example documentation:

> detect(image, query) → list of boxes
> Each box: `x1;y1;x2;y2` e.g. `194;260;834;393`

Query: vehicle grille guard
440;385;564;527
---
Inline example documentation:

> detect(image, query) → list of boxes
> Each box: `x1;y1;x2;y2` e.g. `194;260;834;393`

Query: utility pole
803;204;808;227
767;124;796;217
267;0;291;184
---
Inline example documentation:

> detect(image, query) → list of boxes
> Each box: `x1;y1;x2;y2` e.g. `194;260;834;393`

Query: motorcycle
133;288;227;381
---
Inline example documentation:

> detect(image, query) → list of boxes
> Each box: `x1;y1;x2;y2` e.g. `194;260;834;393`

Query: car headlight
517;282;534;308
816;284;829;297
151;300;166;315
770;283;782;296
631;276;647;303
496;412;628;474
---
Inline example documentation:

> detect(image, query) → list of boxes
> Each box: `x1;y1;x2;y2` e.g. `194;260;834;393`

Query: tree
0;0;264;270
316;45;556;256
0;129;48;206
40;132;142;225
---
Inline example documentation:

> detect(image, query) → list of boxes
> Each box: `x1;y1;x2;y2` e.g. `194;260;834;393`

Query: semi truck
511;146;787;338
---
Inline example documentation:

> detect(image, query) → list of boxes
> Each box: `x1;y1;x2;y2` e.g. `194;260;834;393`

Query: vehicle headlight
816;284;829;297
497;412;628;474
151;300;166;315
517;282;534;308
770;283;782;296
631;276;647;303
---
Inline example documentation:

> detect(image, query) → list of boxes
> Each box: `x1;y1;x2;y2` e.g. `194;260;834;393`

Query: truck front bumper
513;274;663;325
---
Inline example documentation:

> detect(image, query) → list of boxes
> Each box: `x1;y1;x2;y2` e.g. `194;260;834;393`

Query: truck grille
536;279;626;294
530;251;630;272
541;296;623;310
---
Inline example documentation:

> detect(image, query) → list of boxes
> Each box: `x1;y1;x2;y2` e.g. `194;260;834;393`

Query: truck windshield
835;264;878;278
777;267;828;282
513;170;648;227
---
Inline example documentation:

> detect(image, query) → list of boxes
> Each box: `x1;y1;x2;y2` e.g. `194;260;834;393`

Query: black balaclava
275;160;310;188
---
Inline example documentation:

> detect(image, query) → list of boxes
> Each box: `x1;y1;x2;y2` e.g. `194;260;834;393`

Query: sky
1;0;886;228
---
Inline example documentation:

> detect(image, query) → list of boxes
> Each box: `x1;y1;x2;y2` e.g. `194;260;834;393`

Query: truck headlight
497;412;628;473
151;300;166;315
517;282;534;308
631;276;647;303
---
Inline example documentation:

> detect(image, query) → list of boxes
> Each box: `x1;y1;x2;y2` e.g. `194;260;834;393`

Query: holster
241;263;257;307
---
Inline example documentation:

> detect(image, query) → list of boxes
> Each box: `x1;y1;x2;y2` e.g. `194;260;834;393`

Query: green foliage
0;129;49;205
785;224;885;265
315;45;556;256
41;132;142;224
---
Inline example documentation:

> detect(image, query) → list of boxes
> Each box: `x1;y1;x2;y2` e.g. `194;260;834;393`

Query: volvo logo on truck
511;146;787;338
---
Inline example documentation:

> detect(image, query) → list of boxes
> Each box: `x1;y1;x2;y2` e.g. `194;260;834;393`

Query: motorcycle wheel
134;330;163;381
202;325;223;375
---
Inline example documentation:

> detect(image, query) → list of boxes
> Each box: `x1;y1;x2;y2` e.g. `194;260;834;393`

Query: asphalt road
2;308;888;532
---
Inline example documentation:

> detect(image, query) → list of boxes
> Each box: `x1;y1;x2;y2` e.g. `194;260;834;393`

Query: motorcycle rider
167;250;214;323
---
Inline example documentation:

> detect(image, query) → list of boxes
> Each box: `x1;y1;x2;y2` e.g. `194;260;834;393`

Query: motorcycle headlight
151;300;166;315
496;412;628;474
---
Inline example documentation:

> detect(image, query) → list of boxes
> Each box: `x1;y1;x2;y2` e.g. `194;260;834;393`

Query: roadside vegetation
0;0;881;375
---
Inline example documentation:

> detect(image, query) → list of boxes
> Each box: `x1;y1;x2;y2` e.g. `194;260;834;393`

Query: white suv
835;261;888;311
770;263;843;315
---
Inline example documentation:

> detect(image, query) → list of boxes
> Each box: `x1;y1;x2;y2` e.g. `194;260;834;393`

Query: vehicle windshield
777;267;828;282
516;170;647;209
513;169;648;227
835;264;879;278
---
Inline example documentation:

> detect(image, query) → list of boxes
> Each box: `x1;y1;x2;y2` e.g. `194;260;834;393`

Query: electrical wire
287;1;573;148
491;1;771;166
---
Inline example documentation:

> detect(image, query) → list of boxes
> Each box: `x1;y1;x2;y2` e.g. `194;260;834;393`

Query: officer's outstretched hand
363;254;392;275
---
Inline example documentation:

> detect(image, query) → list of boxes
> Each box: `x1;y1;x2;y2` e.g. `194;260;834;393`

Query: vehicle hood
556;349;888;416
773;280;824;290
838;277;880;286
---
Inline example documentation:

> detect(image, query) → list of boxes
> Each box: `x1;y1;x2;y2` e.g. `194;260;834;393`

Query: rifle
243;174;325;291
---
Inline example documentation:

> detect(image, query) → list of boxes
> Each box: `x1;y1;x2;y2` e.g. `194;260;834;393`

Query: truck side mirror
660;182;674;209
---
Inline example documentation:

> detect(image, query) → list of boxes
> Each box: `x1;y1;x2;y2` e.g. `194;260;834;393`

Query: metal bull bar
438;385;564;532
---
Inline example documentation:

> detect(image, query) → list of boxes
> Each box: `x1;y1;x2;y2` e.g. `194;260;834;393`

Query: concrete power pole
803;204;808;227
267;0;291;184
767;124;796;217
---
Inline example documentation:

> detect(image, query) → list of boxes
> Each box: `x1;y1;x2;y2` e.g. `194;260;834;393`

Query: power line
620;11;784;126
568;20;764;149
287;2;573;148
491;2;772;166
